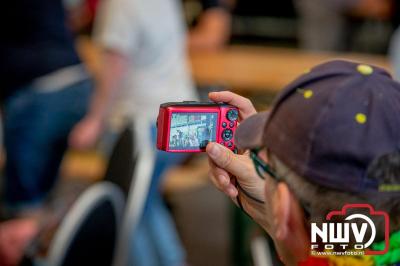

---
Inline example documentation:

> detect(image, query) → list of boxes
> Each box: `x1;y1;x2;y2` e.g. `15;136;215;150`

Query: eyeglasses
249;148;312;218
250;148;282;182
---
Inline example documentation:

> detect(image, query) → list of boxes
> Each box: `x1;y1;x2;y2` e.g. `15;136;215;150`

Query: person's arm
68;0;139;149
206;91;270;231
188;7;231;51
0;218;39;266
68;49;129;149
330;0;393;20
86;49;128;121
349;0;393;20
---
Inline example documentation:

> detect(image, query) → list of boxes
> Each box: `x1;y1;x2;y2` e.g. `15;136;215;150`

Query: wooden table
190;46;391;92
77;37;391;93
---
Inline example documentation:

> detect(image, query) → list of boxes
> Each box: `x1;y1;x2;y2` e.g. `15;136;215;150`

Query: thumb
206;142;248;177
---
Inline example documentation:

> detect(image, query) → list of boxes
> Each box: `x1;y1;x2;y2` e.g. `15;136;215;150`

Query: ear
273;183;290;240
272;183;310;263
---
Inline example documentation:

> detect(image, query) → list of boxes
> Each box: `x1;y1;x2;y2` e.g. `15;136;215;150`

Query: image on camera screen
169;112;218;150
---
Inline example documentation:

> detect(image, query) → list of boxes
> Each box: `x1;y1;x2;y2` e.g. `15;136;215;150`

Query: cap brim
234;111;270;150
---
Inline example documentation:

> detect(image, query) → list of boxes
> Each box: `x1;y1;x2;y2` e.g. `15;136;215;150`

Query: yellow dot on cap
357;64;373;75
355;113;367;124
304;68;311;74
304;89;313;99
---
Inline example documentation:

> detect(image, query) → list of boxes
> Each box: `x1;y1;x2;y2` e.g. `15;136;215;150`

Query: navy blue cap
235;60;400;193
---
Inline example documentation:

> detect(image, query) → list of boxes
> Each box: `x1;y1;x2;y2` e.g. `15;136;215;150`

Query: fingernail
228;187;237;197
218;175;229;186
208;143;220;158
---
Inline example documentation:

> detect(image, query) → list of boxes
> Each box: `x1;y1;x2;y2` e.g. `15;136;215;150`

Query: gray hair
268;152;400;242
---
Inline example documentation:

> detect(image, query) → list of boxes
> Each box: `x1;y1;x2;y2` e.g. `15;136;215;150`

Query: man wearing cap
207;60;400;265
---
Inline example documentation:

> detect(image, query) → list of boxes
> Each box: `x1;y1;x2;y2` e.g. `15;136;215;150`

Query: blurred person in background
68;0;198;264
186;0;232;51
0;1;93;265
66;0;100;34
295;0;394;51
206;61;400;265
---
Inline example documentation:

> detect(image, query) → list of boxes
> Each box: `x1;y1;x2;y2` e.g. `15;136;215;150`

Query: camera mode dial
226;109;239;121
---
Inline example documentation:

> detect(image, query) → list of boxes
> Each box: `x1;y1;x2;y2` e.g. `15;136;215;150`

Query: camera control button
222;122;227;128
227;142;233;148
222;129;233;141
226;109;239;121
229;122;234;128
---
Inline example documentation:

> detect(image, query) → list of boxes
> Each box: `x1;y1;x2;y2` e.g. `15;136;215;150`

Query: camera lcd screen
169;112;218;150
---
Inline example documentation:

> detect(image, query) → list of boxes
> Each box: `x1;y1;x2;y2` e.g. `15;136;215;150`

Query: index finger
208;91;257;120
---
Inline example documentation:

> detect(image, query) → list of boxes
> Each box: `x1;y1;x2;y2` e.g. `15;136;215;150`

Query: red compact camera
157;101;239;152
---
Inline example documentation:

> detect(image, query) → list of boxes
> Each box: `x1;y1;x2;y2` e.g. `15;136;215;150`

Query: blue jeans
2;79;92;213
130;127;186;266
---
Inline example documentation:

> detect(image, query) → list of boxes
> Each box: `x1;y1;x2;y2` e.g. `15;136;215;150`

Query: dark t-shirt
233;0;296;17
201;0;222;9
0;0;80;98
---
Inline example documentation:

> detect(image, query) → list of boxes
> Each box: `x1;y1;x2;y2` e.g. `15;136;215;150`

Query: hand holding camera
156;91;257;152
205;92;266;226
157;91;265;222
